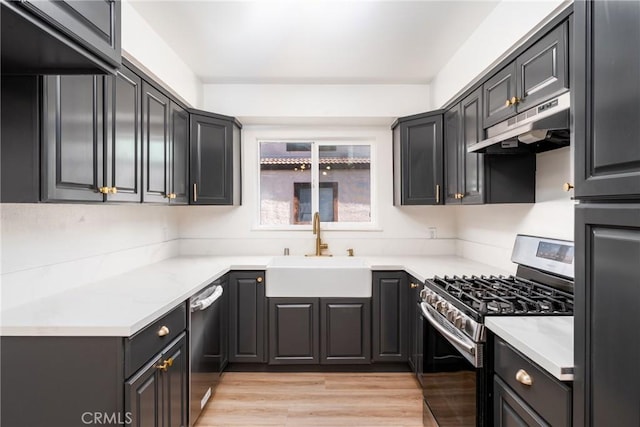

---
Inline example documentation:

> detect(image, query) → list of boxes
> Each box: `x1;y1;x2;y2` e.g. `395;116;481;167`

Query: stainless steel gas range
418;235;574;427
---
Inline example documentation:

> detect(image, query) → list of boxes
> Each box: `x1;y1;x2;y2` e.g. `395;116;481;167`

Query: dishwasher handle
191;286;223;312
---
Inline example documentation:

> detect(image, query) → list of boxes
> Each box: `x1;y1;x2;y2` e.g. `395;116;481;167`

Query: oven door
419;302;487;427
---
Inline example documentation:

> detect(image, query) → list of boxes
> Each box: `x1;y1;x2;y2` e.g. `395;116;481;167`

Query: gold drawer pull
154;357;173;372
410;283;419;289
516;369;533;386
256;277;264;283
157;326;170;337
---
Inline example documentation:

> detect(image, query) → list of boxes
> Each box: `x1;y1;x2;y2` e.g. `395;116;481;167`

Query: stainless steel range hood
468;92;570;153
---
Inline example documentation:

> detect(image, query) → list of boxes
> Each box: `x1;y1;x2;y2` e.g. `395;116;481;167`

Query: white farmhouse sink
265;256;372;297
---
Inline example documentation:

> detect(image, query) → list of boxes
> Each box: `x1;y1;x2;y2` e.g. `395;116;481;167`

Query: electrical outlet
426;227;437;239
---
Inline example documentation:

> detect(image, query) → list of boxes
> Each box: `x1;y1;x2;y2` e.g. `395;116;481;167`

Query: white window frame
256;138;378;231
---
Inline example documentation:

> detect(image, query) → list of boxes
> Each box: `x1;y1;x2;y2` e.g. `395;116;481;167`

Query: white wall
430;0;569;108
121;0;203;108
177;125;457;257
456;147;575;272
201;84;432;120
0;204;180;309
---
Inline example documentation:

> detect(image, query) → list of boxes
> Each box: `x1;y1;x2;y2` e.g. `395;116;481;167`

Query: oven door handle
420;302;476;356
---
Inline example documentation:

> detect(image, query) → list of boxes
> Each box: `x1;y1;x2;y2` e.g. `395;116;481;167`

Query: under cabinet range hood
468;92;570;153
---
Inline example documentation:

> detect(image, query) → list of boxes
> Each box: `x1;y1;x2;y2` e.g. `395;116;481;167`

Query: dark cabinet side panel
574;1;640;199
42;75;105;202
575;204;640;427
460;88;484;204
269;298;320;364
142;82;170;203
372;272;408;362
444;105;461;204
228;271;267;363
105;65;142;203
320;298;371;364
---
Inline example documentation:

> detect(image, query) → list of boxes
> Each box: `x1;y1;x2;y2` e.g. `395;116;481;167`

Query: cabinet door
483;62;517;128
142;82;170;203
372;272;408;362
515;22;568;112
105;65;142;202
169;102;189;205
162;333;188;427
494;376;549;427
19;0;121;67
397;113;443;205
574;204;640;427
228;272;267;363
460;88;484;204
444;105;461;204
320;298;371;364
269;298;320;364
125;355;161;427
41;75;105;202
574;1;640;199
190;114;235;205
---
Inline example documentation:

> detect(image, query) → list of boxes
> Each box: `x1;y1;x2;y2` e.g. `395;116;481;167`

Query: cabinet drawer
494;336;571;427
125;302;187;378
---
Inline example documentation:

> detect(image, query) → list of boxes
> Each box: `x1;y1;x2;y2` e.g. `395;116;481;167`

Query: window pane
319;145;371;222
260;142;312;225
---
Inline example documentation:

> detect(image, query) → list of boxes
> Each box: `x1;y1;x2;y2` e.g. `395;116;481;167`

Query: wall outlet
426;227;437;239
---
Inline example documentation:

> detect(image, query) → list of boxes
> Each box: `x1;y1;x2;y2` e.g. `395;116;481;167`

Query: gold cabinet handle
170;193;177;199
410;283;419;289
515;369;533;386
505;99;512;107
154;357;173;372
256;277;264;283
109;187;117;194
563;182;574;192
157;326;170;337
193;183;198;202
436;184;440;204
347;248;354;257
511;96;521;105
98;187;110;194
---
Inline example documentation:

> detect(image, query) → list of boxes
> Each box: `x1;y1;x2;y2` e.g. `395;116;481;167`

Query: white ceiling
129;1;501;85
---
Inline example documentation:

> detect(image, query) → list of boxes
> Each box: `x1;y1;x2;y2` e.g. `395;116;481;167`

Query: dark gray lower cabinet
0;303;188;427
229;271;267;363
321;298;371;364
494;336;571;427
372;272;408;362
407;276;422;374
269;298;320;364
126;333;188;427
574;204;640;427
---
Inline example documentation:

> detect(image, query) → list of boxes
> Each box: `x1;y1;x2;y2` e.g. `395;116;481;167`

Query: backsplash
1;204;180;309
456;147;575;272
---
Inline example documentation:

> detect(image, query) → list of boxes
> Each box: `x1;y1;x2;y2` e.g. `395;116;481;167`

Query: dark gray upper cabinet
105;66;142;203
190;112;242;205
269;298;320;365
392;112;444;205
484;22;568;129
142;82;171;204
169;102;189;205
574;204;640;427
574;1;640;200
41;75;105;203
228;271;267;363
483;63;517;129
515;22;569;112
320;298;371;364
445;89;484;205
372;272;408;363
1;0;121;74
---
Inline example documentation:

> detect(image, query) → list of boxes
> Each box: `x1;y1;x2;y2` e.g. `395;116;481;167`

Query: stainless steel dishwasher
189;281;226;426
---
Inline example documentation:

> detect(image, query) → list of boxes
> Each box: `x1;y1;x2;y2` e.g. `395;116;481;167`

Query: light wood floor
194;372;438;427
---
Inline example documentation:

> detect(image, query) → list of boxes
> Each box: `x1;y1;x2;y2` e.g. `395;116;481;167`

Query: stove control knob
438;301;449;315
454;316;466;329
446;308;458;322
435;300;446;312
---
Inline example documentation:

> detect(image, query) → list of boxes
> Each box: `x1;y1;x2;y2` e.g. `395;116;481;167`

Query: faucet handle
347;248;354;257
